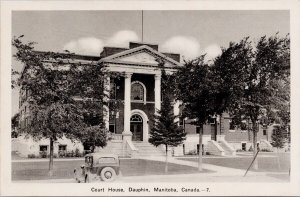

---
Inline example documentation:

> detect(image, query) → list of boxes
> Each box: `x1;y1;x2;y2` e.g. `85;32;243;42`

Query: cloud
161;36;201;61
203;44;222;64
106;30;139;48
63;30;139;55
63;37;104;56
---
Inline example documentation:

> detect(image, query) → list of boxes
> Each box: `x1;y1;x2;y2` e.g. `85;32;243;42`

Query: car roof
86;153;119;159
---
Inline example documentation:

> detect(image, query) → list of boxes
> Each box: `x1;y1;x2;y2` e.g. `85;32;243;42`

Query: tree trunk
48;137;54;176
277;148;281;169
198;127;203;171
252;123;258;170
165;144;168;173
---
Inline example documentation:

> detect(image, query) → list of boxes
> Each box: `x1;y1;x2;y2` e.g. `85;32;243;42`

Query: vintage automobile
74;153;120;182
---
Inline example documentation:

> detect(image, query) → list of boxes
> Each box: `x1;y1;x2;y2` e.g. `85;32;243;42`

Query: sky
11;10;290;114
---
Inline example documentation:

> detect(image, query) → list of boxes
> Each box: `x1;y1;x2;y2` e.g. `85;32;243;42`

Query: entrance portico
122;71;161;142
99;44;182;143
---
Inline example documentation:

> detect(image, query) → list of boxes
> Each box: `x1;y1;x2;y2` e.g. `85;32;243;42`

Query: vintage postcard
1;0;300;196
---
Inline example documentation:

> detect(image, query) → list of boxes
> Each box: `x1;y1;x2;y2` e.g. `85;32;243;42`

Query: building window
39;145;48;152
58;145;67;157
109;124;115;133
179;117;184;126
242;143;246;151
208;117;216;124
39;145;48;158
131;81;146;102
229;120;235;130
59;145;67;151
196;126;203;134
130;114;143;123
197;144;204;155
110;82;116;99
241;121;248;130
263;129;267;135
25;118;28;128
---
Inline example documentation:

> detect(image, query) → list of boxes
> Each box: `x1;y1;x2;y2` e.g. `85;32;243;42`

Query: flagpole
142;10;144;42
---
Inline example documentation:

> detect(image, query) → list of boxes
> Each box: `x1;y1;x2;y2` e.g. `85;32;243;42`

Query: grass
12;159;210;181
179;152;290;172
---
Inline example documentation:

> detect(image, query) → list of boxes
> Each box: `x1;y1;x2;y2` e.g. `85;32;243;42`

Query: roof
99;44;180;62
100;45;182;67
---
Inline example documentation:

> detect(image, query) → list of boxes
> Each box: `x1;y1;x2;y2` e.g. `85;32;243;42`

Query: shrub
66;151;72;157
39;151;47;158
248;146;253;152
58;151;66;158
28;154;36;158
186;150;197;155
75;148;80;157
261;148;272;152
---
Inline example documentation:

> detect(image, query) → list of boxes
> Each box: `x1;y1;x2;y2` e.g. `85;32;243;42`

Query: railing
207;140;225;156
125;140;138;157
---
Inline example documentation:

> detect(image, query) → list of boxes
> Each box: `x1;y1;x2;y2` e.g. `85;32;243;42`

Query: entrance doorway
130;114;143;141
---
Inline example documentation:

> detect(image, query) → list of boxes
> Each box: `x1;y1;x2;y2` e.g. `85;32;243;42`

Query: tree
12;36;111;175
175;56;216;171
149;64;186;173
271;125;286;169
212;34;290;170
211;39;252;127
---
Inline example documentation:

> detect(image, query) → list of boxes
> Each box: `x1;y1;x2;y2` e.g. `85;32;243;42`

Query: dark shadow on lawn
12;159;213;181
120;159;213;176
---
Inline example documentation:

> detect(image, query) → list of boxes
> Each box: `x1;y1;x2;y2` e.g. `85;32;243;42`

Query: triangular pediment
117;51;159;64
100;45;181;67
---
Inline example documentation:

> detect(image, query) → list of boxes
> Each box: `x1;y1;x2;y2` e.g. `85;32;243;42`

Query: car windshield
85;156;93;165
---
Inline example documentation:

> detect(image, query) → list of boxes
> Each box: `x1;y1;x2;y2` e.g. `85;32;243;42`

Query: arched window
130;114;143;123
131;81;146;103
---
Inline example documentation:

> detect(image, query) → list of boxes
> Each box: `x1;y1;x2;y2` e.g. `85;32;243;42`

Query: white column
123;72;132;135
154;74;161;113
173;100;181;124
104;76;110;131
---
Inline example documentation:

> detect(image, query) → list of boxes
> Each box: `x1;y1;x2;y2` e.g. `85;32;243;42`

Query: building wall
224;123;269;143
12;135;84;157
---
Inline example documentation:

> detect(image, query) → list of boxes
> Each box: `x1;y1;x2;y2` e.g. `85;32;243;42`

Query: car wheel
100;167;116;182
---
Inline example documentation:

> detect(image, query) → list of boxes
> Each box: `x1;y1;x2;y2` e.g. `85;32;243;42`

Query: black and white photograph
1;0;300;196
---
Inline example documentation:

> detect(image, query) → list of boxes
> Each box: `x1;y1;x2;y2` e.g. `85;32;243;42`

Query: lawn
12;159;209;181
179;152;290;172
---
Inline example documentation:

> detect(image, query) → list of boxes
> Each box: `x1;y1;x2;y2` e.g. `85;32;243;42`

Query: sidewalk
139;156;263;177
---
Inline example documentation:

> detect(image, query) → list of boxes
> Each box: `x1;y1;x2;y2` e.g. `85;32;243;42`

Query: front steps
133;142;165;157
206;140;236;156
94;141;124;156
94;141;165;157
217;140;236;156
259;139;273;151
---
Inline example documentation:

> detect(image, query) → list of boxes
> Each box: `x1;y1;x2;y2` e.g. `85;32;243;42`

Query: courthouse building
12;42;274;158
